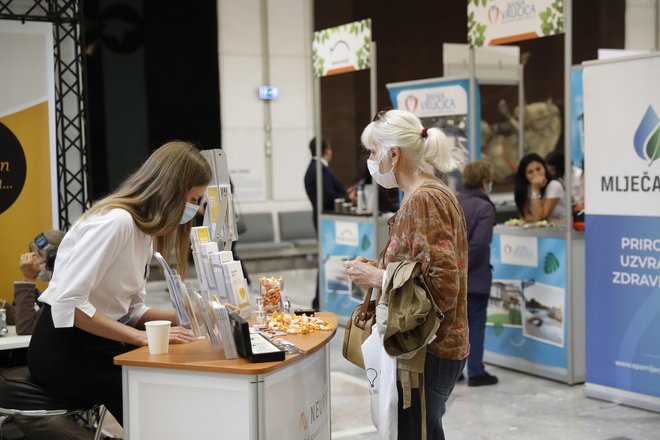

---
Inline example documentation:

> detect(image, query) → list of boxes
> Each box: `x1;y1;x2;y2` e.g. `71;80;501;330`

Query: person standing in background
304;137;350;311
304;137;350;230
458;161;498;387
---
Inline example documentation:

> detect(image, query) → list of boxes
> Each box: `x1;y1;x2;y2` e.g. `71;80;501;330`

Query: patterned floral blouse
381;180;469;360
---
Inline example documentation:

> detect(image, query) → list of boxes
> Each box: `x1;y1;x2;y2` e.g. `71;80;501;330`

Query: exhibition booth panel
484;225;585;384
319;214;389;323
115;313;337;440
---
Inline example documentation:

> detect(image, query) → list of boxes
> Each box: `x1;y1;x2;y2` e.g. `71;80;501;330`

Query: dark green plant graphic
508;309;522;325
361;234;371;252
646;125;660;166
468;11;487;47
540;0;564;36
493;321;504;337
544;252;560;274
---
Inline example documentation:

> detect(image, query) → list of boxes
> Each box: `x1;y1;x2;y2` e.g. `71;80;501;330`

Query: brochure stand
201;149;238;251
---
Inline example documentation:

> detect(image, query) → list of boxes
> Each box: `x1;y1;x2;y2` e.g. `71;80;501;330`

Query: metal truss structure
1;0;89;228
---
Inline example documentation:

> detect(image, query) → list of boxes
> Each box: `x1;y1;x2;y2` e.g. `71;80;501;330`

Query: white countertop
0;326;31;351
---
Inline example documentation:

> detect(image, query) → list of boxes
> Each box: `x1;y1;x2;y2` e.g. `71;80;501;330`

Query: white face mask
180;202;199;224
367;156;398;189
37;266;53;282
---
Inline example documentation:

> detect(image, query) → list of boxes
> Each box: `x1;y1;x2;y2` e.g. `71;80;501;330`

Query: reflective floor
140;266;660;440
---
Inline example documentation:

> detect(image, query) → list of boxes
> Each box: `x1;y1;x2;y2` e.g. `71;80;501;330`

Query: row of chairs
235;211;318;260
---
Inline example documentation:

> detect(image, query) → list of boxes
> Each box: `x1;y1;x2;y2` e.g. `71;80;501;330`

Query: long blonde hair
361;109;456;174
84;141;212;277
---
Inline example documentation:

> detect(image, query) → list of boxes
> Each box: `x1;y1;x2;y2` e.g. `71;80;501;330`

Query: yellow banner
0;101;54;299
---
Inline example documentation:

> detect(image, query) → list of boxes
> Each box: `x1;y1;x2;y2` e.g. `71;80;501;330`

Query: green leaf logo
646;125;660;166
361;234;371;252
544;252;560;274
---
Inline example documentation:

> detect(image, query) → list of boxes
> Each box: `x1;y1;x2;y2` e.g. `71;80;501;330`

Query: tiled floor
139;267;660;440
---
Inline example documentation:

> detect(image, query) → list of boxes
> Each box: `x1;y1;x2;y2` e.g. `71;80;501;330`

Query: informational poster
0;21;57;299
485;232;568;373
583;54;660;408
468;0;564;47
320;218;375;319
312;19;371;77
387;77;481;168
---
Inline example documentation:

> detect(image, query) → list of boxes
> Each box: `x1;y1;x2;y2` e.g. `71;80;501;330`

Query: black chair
0;367;106;440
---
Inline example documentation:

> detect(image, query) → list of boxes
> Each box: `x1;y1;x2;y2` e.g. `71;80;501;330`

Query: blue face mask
180;202;199;224
487;182;493;194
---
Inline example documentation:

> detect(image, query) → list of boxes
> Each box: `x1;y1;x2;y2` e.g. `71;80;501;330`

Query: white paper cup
145;320;171;355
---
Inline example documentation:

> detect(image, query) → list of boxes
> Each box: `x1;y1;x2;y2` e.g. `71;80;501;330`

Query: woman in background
458;162;498;387
514;153;565;222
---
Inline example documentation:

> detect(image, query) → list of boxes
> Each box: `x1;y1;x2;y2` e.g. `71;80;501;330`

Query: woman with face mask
27;141;211;427
3;230;64;336
344;109;469;440
457;162;498;387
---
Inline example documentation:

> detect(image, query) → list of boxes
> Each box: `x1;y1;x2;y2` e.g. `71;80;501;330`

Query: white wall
625;0;660;51
218;0;314;216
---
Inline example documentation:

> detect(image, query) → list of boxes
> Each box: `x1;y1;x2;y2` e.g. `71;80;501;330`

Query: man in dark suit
304;137;349;231
304;137;349;311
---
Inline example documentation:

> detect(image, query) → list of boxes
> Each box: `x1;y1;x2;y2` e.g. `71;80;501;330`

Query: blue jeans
397;353;466;440
467;293;489;377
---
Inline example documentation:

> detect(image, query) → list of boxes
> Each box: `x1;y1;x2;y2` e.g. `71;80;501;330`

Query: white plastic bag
361;330;398;439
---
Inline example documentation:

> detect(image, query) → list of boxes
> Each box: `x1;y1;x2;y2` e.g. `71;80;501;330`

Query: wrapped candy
259;276;283;314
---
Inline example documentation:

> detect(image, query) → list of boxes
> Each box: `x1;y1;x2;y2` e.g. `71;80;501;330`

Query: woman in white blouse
514;153;566;222
28;141;212;426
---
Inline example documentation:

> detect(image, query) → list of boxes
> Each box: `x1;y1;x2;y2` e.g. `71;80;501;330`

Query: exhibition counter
115;312;337;440
484;224;585;384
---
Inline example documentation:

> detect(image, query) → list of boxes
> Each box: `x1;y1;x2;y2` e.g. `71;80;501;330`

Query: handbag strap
354;242;388;326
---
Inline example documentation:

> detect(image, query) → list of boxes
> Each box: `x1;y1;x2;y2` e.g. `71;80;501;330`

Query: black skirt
27;304;137;426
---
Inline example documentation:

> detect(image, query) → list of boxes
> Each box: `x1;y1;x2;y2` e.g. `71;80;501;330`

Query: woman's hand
19;253;41;281
530;174;546;191
225;304;241;315
169;326;197;344
353;256;377;266
345;259;384;289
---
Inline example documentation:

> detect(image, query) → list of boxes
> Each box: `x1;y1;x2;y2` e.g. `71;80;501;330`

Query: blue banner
486;233;568;369
320;219;375;318
586;214;660;397
387;78;481;162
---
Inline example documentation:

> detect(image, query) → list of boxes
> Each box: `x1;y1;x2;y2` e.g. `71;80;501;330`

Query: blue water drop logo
633;106;660;166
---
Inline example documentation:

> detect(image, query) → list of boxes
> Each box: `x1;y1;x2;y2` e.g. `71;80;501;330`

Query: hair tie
421;128;428;139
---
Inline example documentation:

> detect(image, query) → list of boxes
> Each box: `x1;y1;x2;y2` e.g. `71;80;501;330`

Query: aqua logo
404;95;418;112
634;106;660;167
488;5;500;23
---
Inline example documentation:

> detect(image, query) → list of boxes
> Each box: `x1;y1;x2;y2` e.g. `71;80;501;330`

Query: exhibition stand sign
468;0;564;47
387;77;481;165
0;21;57;300
485;230;569;379
312;19;371;77
583;53;660;411
320;218;375;319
